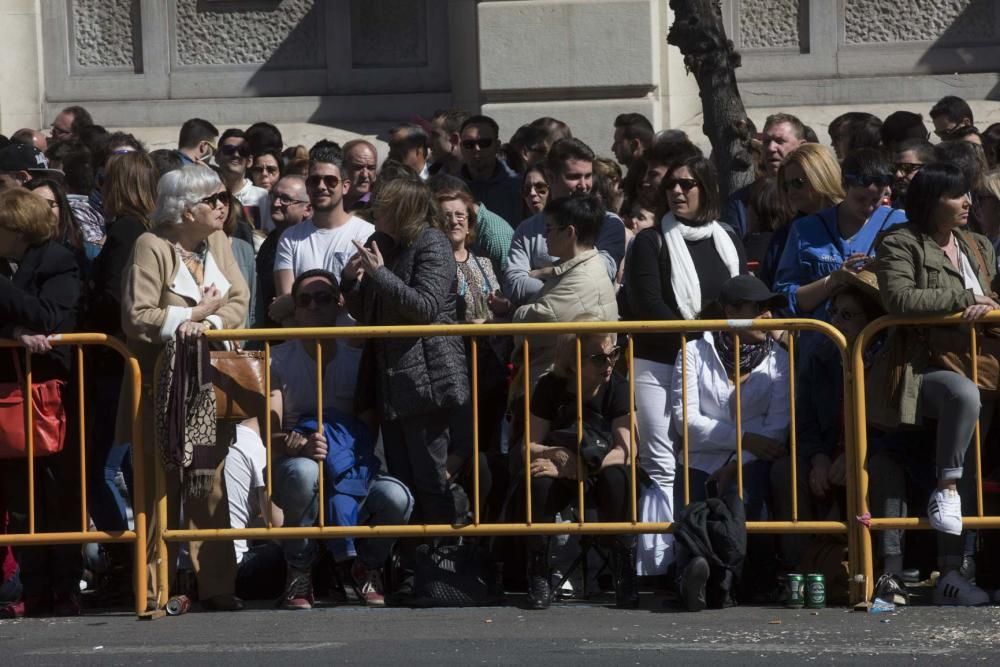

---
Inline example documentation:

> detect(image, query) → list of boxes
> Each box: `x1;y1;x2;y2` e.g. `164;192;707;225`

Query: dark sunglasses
271;192;309;207
587;347;622;367
523;182;550;196
249;165;280;176
461;138;494;150
893;162;923;176
295;291;336;308
828;304;863;322
198;191;231;209
843;173;892;189
664;177;699;192
782;177;808;192
219;143;251;158
306;174;341;190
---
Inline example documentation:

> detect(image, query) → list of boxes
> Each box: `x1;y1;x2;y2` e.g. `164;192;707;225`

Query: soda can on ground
165;594;191;616
806;573;826;609
785;574;805;608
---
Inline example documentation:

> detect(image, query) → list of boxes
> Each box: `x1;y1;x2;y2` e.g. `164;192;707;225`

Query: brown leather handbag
209;344;266;421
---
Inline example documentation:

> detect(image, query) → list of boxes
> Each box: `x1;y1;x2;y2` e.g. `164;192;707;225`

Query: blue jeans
87;372;132;531
271;456;414;570
675;460;772;520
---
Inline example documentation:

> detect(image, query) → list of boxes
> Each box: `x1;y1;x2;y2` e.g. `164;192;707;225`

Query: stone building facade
0;0;997;151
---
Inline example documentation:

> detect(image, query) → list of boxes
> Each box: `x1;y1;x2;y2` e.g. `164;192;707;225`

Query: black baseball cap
0;142;61;177
719;274;787;310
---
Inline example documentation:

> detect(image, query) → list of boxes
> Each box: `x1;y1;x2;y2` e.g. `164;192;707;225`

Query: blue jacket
722;183;752;241
293;413;379;561
461;160;523;228
774;204;906;316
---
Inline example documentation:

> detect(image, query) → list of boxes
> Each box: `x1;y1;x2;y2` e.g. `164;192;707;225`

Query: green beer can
785;574;805;608
805;573;826;609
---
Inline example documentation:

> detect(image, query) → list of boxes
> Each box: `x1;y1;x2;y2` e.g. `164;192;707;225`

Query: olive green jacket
874;223;998;425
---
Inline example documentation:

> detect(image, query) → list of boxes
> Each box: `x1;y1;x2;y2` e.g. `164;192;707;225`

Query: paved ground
3;597;1000;665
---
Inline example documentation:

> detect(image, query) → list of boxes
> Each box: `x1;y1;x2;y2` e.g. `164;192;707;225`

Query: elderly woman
121;164;249;612
341;177;468;539
775;148;906;318
0;189;83;617
875;162;998;606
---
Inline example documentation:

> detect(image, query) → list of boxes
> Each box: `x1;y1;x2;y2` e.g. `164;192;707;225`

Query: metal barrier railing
852;312;1000;602
142;318;857;606
0;334;146;616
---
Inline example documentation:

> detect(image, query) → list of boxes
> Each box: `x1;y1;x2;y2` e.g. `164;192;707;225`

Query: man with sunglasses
215;128;271;235
503;138;625;308
891;139;934;208
459;115;522;228
175;117;218;166
271;148;374;325
255;175;312;328
930;95;975;142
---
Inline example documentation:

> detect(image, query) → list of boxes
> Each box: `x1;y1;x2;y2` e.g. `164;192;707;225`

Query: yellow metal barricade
0;334;147;616
148;319;860;605
852;313;1000;603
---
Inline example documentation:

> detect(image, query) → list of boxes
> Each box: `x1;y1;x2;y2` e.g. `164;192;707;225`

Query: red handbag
0;350;67;459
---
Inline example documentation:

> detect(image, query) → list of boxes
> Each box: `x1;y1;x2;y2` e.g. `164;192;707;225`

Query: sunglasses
782;177;808;192
198;191;231;209
306;174;341;190
271;192;308;207
295;291;336;308
893;162;923;176
828;304;863;322
219;143;251;158
587;347;622;367
664;178;699;192
461;138;494;150
250;165;280;176
843;174;893;189
523;182;550;196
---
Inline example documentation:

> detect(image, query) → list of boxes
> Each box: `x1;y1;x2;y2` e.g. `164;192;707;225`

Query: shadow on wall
914;0;1000;100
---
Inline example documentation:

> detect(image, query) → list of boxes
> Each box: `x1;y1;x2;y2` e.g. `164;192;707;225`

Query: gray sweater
501;210;626;307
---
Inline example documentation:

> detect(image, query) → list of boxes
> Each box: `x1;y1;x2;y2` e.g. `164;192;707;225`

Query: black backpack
674;492;747;608
410;540;504;607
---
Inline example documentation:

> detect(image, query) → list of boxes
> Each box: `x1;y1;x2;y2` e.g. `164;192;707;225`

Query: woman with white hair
119;164;249;612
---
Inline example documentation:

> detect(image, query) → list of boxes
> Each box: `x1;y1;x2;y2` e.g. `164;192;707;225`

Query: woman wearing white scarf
625;156;745;575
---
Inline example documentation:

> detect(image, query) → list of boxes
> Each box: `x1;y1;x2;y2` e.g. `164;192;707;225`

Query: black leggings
511;464;634;553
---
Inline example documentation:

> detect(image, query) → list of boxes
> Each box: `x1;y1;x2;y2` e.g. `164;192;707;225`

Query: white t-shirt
270;339;363;427
273;216;375;281
225;424;267;564
234;178;272;234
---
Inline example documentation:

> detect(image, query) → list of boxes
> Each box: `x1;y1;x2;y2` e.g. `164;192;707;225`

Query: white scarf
661;212;741;320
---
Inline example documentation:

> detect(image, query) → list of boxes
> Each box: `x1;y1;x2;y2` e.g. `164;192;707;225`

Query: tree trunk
667;0;756;200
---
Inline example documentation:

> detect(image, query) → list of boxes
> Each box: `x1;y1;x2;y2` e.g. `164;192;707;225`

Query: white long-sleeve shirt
670;332;790;475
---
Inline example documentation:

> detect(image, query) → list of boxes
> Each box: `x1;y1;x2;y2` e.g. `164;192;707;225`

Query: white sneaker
927;488;963;535
933;570;989;606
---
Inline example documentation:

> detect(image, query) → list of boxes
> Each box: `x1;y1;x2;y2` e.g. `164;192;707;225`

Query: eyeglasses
828;304;863;322
782;177;808;192
200;140;217;154
461;138;494;150
843;174;893;189
893;162;923;176
198;191;231;209
443;211;468;223
587;347;622;367
934;125;971;140
306;174;341;190
523;182;550;196
295;291;336;308
271;192;308;207
219;143;251;158
664;178;699;192
50;125;72;137
250;165;280;176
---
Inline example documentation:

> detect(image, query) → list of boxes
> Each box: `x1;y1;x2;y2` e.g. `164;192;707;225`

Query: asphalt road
3;597;1000;666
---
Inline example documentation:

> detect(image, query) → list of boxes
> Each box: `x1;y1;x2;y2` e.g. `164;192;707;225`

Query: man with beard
890;139;933;209
270;147;374;324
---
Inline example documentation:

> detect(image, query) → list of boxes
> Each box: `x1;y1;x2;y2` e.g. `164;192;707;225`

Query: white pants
634;357;676;575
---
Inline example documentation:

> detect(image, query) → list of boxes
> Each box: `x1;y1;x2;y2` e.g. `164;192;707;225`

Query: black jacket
0;239;81;381
344;226;469;421
675;493;747;609
86;214;147;335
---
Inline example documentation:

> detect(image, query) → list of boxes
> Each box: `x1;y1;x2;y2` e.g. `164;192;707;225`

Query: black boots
526;550;551;610
680;556;710;612
613;542;640;609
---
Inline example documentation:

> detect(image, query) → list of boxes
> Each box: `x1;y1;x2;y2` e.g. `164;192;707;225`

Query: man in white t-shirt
216;128;272;235
269;147;374;324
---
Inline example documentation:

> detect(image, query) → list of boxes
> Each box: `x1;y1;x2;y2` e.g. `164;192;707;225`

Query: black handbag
411;541;504;607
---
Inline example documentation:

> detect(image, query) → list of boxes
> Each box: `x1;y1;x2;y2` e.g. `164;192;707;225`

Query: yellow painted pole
523;341;532;525
25;351;35;534
681;334;690;507
316;340;324;528
788;333;798;522
576;337;585;522
77;346;88;532
734;335;743;500
265;341;272;529
471;338;481;526
971;327;984;517
628;337;638;524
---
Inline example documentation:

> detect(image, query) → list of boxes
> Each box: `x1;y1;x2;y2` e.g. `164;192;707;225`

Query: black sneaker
613;545;640;609
680;557;709;612
873;573;910;606
526;551;551;610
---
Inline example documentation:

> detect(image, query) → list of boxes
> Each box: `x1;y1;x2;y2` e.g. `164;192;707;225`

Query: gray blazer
345;226;469;421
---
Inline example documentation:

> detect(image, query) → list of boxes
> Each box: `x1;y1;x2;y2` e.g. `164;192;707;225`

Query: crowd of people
1;95;1000;617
